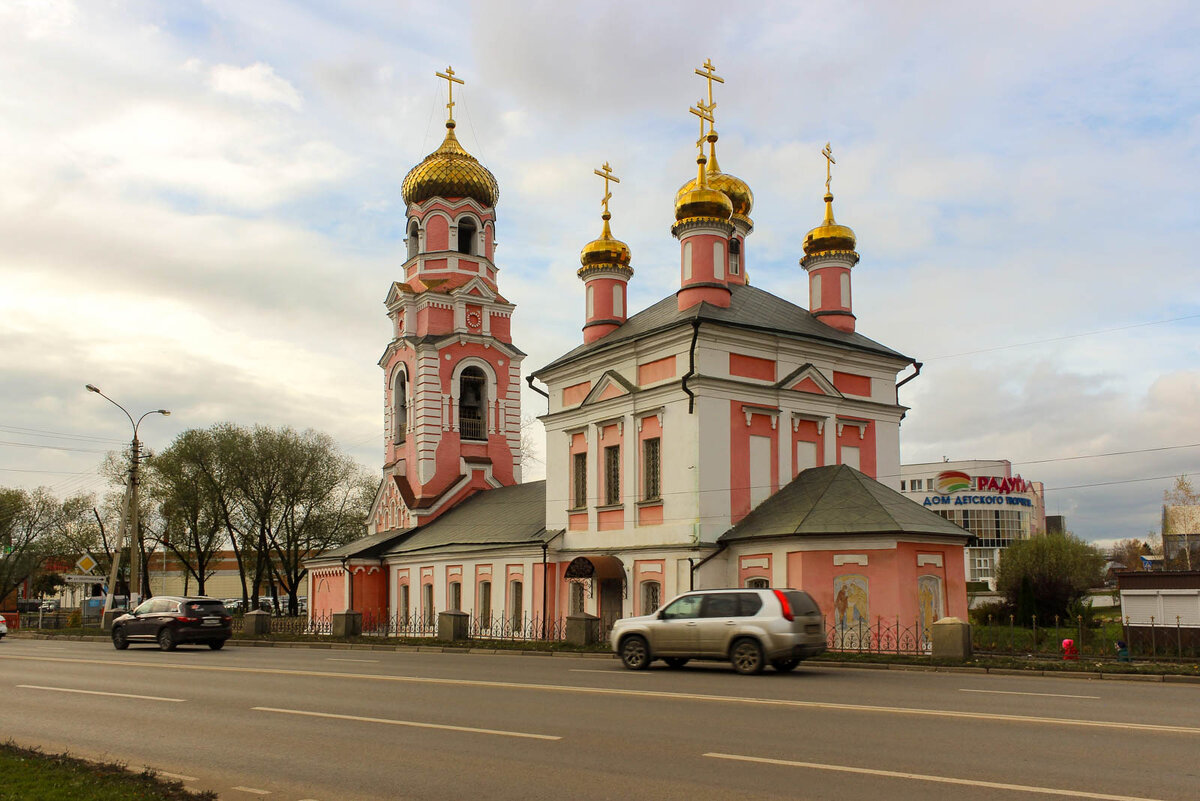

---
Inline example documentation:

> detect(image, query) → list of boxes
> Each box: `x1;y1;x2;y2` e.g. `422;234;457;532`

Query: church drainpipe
526;375;550;414
540;530;564;640
682;319;701;414
689;543;726;589
896;361;922;390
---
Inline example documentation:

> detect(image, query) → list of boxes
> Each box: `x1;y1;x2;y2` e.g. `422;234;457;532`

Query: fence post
1077;615;1084;653
1009;615;1015;657
1032;615;1038;653
1178;616;1183;659
1123;616;1130;658
1150;616;1156;657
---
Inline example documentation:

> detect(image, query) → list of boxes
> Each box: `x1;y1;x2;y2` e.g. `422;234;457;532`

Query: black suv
111;596;232;651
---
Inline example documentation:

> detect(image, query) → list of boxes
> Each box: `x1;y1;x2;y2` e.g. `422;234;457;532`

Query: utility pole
86;384;169;622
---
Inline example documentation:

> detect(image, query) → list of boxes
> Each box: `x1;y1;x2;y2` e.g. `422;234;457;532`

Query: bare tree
0;488;93;604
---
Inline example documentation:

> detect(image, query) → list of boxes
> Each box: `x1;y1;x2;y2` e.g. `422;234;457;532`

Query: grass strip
0;741;216;801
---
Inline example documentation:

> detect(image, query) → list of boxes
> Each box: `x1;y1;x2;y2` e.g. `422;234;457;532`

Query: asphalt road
1;638;1198;800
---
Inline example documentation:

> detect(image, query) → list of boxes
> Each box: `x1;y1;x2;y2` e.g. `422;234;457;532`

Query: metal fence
971;615;1200;662
826;618;932;655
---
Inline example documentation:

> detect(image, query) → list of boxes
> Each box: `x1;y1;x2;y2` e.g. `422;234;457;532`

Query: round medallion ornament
466;310;482;329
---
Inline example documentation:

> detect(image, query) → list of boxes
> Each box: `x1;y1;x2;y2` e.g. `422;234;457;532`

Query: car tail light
773;589;794;621
175;616;198;623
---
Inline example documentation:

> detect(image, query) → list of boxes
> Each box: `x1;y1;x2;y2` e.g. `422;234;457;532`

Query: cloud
209;62;304;110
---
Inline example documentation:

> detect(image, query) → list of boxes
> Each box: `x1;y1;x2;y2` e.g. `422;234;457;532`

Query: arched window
392;371;407;444
509;580;524;630
449;581;462;611
479;580;492;622
569;581;586;615
399;584;410;621
729;238;741;275
640;580;662;615
746;577;770;589
457;218;476;255
406;220;419;260
458;366;487;441
422;583;434;627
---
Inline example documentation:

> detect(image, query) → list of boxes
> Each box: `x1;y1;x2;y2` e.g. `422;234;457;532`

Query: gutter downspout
896;361;922;390
682;319;701;414
689;542;727;589
526;375;550;414
341;556;353;612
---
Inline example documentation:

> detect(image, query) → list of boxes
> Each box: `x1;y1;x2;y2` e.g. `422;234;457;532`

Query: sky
1;0;1197;548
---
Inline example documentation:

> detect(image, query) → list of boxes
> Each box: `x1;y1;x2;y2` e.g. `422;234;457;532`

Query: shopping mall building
900;460;1045;590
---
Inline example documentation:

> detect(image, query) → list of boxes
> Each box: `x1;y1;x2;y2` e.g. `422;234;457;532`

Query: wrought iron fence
971;614;1200;662
826;618;932;655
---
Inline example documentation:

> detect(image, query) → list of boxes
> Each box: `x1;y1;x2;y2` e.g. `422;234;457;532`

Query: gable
581;370;638;406
452;276;498;302
776;363;843;398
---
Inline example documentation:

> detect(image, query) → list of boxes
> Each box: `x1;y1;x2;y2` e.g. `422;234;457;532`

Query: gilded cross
689;101;714;152
694;59;724;133
436;66;465;122
593;162;620;215
822;142;836;193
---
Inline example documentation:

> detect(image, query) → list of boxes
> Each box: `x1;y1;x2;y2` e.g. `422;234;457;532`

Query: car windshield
188;601;228;614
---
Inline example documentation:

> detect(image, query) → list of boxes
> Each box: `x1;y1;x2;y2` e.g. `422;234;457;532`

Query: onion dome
674;153;733;222
802;193;857;256
401;121;499;208
578;213;633;277
675;133;754;222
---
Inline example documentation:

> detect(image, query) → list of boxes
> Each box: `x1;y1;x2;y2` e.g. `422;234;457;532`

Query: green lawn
0;742;215;801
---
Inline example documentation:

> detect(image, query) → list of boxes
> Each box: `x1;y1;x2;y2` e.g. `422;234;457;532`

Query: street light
86;384;169;619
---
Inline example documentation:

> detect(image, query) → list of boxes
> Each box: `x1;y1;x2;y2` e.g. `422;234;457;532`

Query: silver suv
610;588;826;674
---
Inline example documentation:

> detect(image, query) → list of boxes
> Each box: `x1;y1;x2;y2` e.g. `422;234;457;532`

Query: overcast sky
2;0;1197;547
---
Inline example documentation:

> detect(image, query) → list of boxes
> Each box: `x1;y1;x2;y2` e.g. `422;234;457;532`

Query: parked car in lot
0;616;7;639
610;587;826;674
111;596;232;651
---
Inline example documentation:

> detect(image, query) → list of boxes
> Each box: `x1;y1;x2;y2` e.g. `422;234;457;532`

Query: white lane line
17;684;185;703
231;787;271;795
961;688;1100;700
4;654;1196;736
158;771;198;782
252;706;561;741
570;669;650;675
704;753;1169;801
326;658;379;663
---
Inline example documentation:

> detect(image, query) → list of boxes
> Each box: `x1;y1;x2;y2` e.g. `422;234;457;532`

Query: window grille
459;367;487;441
604;445;620;505
641;581;661;614
509;580;523;630
449;581;462;611
422;584;434;626
746;577;770;589
479;581;492;620
642;437;661;500
393;372;407;444
572;452;587;508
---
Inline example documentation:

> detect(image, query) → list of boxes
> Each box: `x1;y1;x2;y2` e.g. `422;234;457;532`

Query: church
307;63;970;644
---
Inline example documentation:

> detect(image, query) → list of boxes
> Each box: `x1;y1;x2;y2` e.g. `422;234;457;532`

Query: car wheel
619;635;651;670
207;639;226;651
664;657;690;669
730;638;765;675
771;657;800;673
157;627;178;652
112;627;129;650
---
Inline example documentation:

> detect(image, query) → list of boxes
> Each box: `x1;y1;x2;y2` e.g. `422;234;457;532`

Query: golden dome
675;154;733;222
803;193;857;255
578;213;632;277
401;121;499;208
675;136;753;222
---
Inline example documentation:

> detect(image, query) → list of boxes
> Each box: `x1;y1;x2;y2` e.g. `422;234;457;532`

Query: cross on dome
436;65;465;124
823;141;836;193
694;59;724;135
594;161;620;217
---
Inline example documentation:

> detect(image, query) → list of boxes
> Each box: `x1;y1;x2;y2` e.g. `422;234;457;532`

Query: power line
0;440;113;454
0;424;126;444
925;313;1200;360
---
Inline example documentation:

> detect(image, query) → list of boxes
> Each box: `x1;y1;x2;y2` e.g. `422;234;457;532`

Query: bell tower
578;162;633;343
372;67;524;535
801;143;859;333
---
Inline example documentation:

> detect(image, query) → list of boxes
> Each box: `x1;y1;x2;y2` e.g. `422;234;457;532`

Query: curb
8;632;1197;683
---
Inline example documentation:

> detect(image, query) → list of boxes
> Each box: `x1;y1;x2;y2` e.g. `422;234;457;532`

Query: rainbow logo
936;471;972;493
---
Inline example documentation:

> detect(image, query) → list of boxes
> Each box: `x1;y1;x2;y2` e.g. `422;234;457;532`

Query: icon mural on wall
917;574;944;646
833;574;869;632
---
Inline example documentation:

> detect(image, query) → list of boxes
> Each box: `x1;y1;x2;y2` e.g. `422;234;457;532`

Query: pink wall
637;356;676;385
837;418;877;478
730;403;780;523
730;353;776;381
310;568;345;618
425;215;449;251
791;418;824;477
352;566;388;619
563;382;591;407
737;553;772;587
833;371;871;397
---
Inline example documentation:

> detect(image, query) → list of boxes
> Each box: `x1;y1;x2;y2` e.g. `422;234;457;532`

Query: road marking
704;753;1169;801
252;706;561;740
570;669;650;675
17;684;185;703
231;787;271;795
4;653;1197;736
960;688;1100;700
158;771;198;782
326;658;379;663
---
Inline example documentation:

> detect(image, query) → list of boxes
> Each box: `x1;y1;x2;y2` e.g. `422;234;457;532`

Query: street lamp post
86;384;169;621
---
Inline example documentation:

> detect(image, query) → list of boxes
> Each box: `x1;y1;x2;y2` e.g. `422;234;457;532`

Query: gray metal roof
382;480;553;556
534;283;910;375
720;465;971;542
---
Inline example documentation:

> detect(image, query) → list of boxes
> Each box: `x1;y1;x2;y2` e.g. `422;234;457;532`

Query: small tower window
458;366;487;441
407;221;419;260
612;284;623;317
393;371;407;444
457;218;477;255
729;238;741;275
